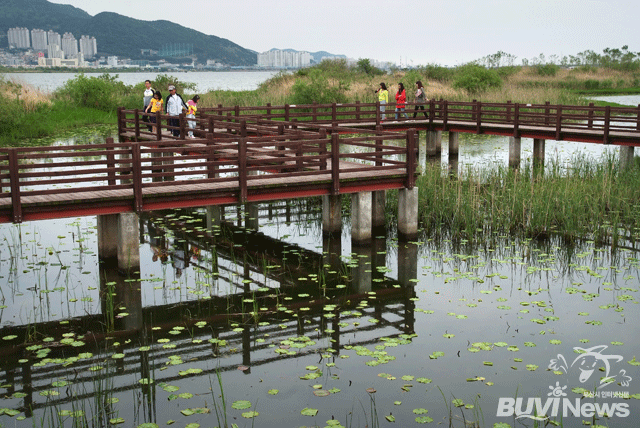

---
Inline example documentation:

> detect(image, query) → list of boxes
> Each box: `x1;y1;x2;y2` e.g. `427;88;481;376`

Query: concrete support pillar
351;244;372;293
619;146;635;171
448;157;459;179
97;214;119;262
448;131;459;158
426;130;441;158
351;192;372;244
206;206;222;231
371;190;386;231
322;195;342;235
417;131;424;169
117;212;140;272
509;137;522;168
397;187;419;241
533;138;546;168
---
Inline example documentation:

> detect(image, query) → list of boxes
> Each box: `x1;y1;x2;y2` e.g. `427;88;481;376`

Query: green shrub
584;79;600;90
534;63;560;76
452;64;502;94
54;73;130;112
421;64;454;82
290;69;349;104
496;66;521;79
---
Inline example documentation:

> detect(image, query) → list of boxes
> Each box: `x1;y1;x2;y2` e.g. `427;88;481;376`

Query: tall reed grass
388;154;640;244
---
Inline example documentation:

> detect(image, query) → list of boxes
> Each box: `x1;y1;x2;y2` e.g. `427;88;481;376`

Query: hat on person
168;85;176;90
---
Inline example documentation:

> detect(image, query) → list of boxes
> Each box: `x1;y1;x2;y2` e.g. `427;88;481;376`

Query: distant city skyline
48;0;639;66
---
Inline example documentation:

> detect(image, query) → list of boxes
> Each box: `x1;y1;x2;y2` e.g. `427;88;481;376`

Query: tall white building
7;27;30;49
257;50;312;68
107;56;118;67
31;29;48;51
61;32;78;58
79;35;97;58
47;30;61;47
47;44;65;59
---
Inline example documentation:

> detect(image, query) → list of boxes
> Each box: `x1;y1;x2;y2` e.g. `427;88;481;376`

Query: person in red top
395;82;408;120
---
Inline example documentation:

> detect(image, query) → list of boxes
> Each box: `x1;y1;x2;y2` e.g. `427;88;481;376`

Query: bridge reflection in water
0;202;418;425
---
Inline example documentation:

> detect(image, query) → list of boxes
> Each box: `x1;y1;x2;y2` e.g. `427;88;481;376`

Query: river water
0;96;638;428
5;70;281;93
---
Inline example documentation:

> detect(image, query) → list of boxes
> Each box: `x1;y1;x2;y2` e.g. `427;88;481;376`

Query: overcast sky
49;0;639;66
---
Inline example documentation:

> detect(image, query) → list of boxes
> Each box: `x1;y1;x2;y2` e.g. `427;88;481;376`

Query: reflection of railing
0;130;417;223
119;101;640;145
0;283;415;417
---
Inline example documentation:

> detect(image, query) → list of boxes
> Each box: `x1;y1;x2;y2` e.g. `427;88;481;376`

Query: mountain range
0;0;256;65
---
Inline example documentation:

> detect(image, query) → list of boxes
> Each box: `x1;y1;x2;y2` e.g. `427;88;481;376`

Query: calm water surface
0;98;638;428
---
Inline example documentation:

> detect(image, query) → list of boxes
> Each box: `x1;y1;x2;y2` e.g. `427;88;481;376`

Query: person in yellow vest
145;90;163;134
375;82;389;121
186;95;200;139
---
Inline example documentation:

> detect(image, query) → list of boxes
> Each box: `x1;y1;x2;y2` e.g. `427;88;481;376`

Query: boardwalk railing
0;130;417;223
119;101;640;146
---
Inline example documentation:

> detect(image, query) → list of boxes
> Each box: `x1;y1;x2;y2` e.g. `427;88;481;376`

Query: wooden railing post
134;109;140;141
637;104;640;131
319;128;328;170
429;99;435;129
476;101;482;133
284;104;290;126
156;112;162;140
240;120;247;138
266;102;272;118
331;103;337;127
238;138;248;203
588;102;595;129
545;101;551;126
106;137;116;186
131;143;143;212
217;104;223;120
471;99;477;121
331;134;340;195
555;106;562;141
355;100;361;121
8;148;22;223
226;112;233;134
406;130;416;189
514;103;520;138
206;133;217;179
603;105;611;144
208;116;215;135
234;105;240;122
375;136;382;167
117;107;124;136
506;100;512;122
179;113;186;140
376;101;381;125
443;100;449;131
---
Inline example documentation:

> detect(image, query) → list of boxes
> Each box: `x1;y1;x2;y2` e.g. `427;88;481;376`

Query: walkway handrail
0;131;418;223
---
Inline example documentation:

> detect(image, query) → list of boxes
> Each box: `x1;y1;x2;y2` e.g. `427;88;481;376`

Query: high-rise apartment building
257;50;312;68
48;44;64;59
47;30;61;47
61;32;78;58
31;29;48;51
7;27;30;49
79;35;97;58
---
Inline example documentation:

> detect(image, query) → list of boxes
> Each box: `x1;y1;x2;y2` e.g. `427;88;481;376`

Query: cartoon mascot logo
549;345;632;389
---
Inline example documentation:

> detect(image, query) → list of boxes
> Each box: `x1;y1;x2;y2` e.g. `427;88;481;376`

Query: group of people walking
142;80;200;138
375;81;428;121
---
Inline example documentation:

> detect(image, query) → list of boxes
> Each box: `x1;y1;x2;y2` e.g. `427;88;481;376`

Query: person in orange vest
186;95;200;139
395;82;408;120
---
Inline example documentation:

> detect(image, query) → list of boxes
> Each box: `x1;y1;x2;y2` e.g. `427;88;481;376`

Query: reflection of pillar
448;157;459;179
323;234;342;286
509;137;521;169
331;310;340;353
351;192;372;244
98;213;141;271
371;237;386;282
398;242;418;334
100;264;143;332
322;195;342;235
371;190;386;232
21;359;33;418
242;321;251;375
351;244;372;293
398;188;419;241
397;242;418;286
206;206;221;231
620;146;635;170
246;203;259;231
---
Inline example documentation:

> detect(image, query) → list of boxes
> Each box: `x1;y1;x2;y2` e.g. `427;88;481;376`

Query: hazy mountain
0;0;256;66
